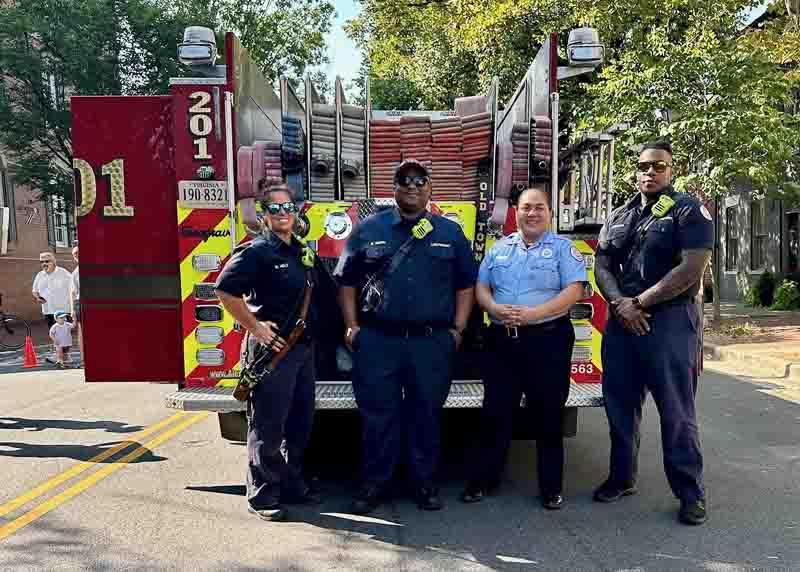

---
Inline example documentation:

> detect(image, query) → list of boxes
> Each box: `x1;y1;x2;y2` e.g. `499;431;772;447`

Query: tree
0;0;334;209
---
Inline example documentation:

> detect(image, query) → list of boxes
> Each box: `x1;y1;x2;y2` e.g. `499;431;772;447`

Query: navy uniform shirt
479;230;587;324
336;208;477;326
215;233;319;336
597;187;714;304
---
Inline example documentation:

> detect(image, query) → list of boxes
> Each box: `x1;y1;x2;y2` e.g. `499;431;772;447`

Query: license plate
178;180;228;209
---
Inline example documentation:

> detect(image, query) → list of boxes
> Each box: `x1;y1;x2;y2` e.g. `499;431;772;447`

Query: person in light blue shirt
461;186;587;510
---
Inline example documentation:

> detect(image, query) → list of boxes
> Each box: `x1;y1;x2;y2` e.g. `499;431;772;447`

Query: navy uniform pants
601;301;705;502
245;338;315;509
469;316;575;496
352;326;455;490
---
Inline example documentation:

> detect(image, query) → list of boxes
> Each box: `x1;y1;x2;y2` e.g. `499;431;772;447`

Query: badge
700;205;712;221
541;248;553;259
570;246;584;262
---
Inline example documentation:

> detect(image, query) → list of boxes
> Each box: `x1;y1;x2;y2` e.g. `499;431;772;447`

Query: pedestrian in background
48;311;74;368
32;252;72;327
593;140;713;525
337;159;477;514
460;186;586;510
70;243;83;364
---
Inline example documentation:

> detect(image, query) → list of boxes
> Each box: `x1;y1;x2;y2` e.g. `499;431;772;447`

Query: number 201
189;91;213;160
73;158;134;218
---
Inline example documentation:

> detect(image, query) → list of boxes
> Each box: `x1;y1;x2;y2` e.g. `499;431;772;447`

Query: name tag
274;263;289;269
368;240;387;246
431;242;451;248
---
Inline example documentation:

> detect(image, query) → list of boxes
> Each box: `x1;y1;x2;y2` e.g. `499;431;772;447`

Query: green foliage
770;278;800;310
347;0;800;201
747;270;776;306
0;0;334;205
743;286;759;307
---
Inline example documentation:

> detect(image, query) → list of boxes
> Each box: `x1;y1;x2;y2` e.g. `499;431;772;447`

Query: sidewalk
0;318;81;374
703;302;800;380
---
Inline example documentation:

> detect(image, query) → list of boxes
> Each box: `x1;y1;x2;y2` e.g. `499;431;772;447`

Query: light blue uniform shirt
478;230;588;324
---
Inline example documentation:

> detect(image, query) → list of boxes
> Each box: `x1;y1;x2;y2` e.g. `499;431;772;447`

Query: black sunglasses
637;160;672;173
397;175;430;189
40;260;53;265
264;202;298;215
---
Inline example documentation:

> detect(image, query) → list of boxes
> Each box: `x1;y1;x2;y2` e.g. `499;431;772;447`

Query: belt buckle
506;326;519;339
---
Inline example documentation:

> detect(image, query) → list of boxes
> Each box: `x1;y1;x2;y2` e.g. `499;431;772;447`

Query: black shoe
460;483;485;504
678;499;707;525
350;486;382;515
282;486;323;505
248;504;288;522
541;494;564;510
416;487;443;511
593;479;638;503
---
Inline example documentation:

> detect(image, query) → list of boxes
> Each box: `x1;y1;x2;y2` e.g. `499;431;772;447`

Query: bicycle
0;294;31;351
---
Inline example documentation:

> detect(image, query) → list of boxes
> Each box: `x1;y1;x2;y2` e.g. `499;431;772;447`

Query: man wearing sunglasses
32;252;73;328
337;159;477;514
593;141;713;526
215;185;327;522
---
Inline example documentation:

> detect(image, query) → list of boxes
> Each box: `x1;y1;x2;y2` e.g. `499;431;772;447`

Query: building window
725;206;738;271
751;199;768;271
47;196;72;248
0;166;16;242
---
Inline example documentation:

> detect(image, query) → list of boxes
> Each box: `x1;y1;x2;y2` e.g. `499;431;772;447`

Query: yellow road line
0;412;187;519
0;412;208;541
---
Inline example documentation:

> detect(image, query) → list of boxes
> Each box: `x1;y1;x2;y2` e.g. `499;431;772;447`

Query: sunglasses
397;175;430;189
637;160;672;173
264;202;298;215
40;260;53;265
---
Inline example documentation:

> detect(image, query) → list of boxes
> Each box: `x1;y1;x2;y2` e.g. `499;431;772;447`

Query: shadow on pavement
0;417;143;433
0;440;167;463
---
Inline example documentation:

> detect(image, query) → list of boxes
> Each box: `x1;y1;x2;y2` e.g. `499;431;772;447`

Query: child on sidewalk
48;311;74;368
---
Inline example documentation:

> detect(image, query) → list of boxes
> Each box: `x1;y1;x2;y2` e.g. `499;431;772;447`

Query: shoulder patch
700;205;712;221
570;246;584;262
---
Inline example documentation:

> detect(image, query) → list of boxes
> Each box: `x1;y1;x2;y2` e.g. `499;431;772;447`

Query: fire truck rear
72;26;622;441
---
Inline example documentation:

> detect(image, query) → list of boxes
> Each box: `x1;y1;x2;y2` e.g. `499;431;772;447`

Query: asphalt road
0;364;798;571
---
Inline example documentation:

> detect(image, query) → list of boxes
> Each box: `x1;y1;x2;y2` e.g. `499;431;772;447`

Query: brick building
0;150;76;322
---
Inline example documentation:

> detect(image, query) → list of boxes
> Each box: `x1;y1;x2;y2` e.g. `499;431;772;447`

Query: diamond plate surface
165;381;603;412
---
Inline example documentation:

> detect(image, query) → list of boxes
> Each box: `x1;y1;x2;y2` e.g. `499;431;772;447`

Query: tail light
195;305;223;322
196;326;224;344
192;254;221;272
572;345;593;363
569;303;594;321
194;283;217;301
196;348;225;366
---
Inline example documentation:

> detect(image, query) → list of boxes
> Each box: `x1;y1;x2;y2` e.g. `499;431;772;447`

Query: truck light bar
569;303;594;321
572;344;593;363
196;348;225;366
194;283;218;301
195;305;223;322
196;326;224;345
192;254;221;272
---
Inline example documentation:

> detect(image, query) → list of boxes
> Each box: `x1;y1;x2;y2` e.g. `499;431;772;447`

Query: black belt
488;315;570;339
367;322;446;338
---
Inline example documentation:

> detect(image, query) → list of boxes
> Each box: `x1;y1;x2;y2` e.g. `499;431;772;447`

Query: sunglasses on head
264;202;297;215
637;160;672;173
397;175;430;189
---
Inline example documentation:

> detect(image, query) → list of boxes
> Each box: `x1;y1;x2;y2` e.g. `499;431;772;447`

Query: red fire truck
72;26;620;441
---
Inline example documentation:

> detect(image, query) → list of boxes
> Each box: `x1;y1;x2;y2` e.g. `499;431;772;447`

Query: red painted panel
72;96;183;382
83;305;183;382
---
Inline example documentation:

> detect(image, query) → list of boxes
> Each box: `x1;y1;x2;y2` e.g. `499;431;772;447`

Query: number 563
571;363;594;375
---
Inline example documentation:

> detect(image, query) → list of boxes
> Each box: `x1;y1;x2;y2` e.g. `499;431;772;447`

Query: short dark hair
640;140;672;156
511;185;551;209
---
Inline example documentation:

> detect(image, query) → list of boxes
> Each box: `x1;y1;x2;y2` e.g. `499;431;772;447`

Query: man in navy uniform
337;159;477;514
593;141;713;525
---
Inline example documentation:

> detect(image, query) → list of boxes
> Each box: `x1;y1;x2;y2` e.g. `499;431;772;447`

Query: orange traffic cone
23;336;39;368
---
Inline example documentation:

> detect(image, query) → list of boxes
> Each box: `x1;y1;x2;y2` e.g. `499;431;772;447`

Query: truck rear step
165;380;603;413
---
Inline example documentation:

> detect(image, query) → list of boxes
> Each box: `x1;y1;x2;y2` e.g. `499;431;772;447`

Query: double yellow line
0;411;208;541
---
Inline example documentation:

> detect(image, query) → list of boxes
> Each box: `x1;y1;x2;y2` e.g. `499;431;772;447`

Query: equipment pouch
652;195;675;218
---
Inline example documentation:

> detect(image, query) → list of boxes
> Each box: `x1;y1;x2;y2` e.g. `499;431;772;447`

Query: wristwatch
452;325;465;336
632;296;643;309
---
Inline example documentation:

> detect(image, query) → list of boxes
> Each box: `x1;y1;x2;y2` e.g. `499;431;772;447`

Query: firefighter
215;184;322;522
336;159;477;514
460;186;587;510
593;141;712;525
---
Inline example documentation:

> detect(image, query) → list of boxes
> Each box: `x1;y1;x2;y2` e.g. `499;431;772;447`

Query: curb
704;343;800;381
